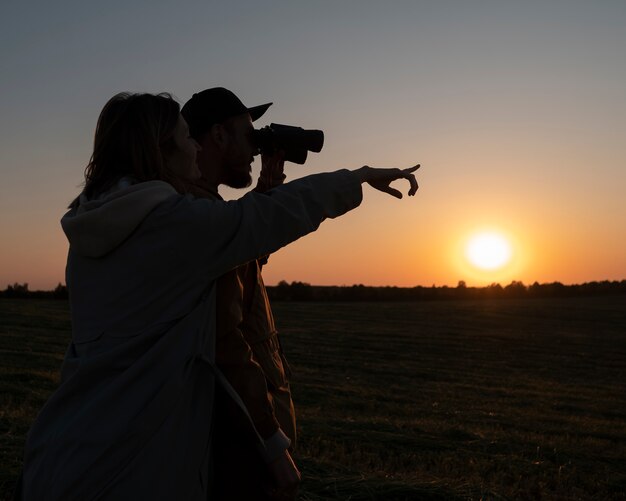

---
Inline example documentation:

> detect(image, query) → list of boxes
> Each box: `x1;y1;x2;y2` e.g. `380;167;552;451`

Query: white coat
21;170;362;500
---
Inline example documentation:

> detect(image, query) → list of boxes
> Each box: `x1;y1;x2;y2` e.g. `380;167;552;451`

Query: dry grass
1;296;625;500
273;297;626;500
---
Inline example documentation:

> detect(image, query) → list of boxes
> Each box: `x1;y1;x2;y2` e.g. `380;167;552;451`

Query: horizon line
3;278;626;293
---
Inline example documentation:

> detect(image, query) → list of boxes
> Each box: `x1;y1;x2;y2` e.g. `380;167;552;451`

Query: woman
20;92;419;500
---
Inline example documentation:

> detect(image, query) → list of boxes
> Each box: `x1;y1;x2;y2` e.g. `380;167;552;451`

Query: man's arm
216;268;283;441
215;267;300;496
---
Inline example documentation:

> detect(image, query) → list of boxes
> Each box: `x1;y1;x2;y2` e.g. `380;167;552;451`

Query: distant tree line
1;283;68;299
265;280;626;301
2;280;625;302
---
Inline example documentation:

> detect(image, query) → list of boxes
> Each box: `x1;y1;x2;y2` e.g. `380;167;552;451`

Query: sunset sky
1;1;625;289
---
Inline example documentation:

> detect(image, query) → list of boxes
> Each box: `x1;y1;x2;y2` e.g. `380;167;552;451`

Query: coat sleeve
159;169;362;282
214;267;281;440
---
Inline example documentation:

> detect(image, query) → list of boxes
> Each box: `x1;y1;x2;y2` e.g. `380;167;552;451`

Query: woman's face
165;115;202;181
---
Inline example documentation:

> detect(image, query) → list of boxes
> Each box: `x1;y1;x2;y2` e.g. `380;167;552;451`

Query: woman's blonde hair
73;92;183;206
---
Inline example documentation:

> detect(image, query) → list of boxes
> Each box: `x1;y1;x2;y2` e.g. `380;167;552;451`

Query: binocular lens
254;123;324;165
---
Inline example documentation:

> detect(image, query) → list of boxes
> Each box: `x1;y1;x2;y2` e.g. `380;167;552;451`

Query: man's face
221;113;259;189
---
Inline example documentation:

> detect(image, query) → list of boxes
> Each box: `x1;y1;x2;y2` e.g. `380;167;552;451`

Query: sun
465;232;512;271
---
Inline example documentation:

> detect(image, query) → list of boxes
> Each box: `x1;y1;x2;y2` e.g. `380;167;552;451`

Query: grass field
1;296;625;500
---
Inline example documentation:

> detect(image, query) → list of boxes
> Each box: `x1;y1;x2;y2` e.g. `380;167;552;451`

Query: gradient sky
1;0;625;289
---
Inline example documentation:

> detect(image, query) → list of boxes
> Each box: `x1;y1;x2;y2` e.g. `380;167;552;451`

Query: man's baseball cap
181;87;272;139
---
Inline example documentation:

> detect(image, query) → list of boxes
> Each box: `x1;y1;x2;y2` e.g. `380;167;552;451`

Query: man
181;88;300;500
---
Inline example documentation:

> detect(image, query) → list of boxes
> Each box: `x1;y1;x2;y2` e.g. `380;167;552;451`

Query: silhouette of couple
17;87;419;500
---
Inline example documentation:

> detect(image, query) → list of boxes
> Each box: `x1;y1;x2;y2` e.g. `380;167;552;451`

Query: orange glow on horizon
448;225;528;287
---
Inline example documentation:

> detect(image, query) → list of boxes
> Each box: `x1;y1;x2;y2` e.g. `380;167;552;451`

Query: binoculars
253;123;324;164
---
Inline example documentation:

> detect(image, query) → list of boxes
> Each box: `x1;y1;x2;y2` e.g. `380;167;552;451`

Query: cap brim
248;102;272;121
